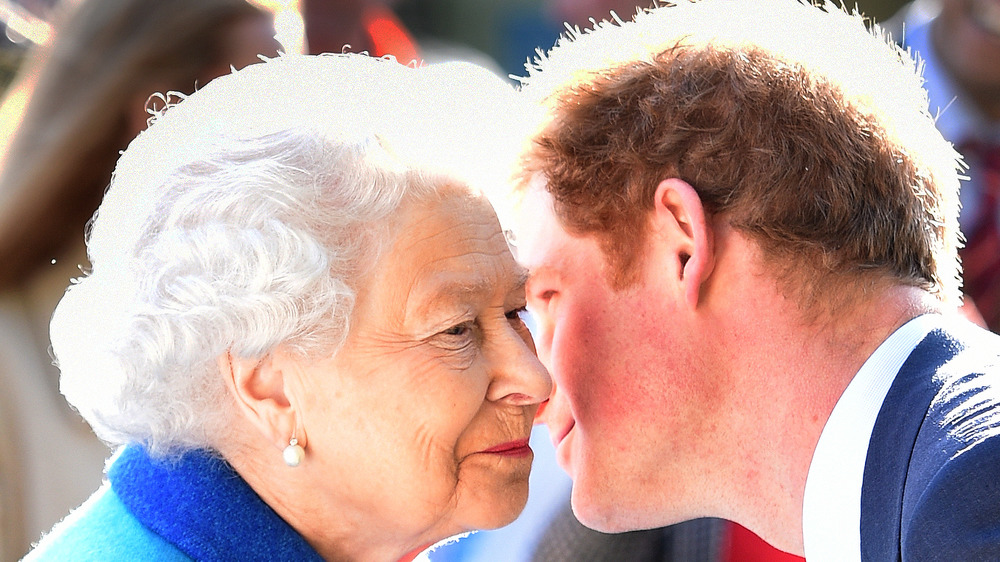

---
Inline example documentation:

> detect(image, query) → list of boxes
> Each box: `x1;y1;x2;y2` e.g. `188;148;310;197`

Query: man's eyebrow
524;262;557;282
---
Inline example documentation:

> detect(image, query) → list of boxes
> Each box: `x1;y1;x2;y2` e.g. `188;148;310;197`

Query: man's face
515;187;728;532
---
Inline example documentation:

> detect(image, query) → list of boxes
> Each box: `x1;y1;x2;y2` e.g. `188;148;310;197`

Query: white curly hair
50;53;524;457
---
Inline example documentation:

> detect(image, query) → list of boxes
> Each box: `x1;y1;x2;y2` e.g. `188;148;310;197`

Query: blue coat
23;445;324;561
862;321;1000;560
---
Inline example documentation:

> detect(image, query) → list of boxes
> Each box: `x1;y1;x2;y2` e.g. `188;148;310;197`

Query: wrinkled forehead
367;187;528;321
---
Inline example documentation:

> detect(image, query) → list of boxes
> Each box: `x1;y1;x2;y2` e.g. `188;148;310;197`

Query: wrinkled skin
286;187;551;560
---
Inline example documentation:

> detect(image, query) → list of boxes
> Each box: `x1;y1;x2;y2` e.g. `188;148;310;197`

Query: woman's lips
481;438;532;457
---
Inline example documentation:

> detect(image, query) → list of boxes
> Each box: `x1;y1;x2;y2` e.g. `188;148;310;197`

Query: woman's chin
445;452;533;531
461;488;530;531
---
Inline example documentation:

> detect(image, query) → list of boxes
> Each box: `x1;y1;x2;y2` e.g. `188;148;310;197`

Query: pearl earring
283;434;305;467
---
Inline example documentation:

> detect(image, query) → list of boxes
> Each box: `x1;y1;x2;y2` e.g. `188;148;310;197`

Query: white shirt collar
801;314;941;561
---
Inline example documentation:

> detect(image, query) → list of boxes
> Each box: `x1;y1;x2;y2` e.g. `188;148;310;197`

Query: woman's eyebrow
408;275;491;317
512;267;530;295
412;267;531;315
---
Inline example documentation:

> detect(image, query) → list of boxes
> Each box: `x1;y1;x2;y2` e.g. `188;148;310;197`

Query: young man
510;0;1000;559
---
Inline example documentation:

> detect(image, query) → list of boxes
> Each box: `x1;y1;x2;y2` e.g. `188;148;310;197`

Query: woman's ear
219;349;301;452
651;178;714;308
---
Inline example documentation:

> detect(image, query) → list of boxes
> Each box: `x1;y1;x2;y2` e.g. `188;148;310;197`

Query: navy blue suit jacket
861;320;1000;560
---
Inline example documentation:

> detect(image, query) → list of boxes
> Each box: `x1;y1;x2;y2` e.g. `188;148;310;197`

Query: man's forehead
511;185;561;271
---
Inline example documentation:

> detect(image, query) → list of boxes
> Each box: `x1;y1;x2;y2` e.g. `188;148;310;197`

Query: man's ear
220;348;302;452
651;178;714;307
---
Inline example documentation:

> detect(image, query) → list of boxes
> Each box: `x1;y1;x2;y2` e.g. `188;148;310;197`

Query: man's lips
480;438;532;457
550;419;575;449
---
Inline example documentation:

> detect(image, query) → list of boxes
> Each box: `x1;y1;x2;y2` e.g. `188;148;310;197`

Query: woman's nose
486;325;552;406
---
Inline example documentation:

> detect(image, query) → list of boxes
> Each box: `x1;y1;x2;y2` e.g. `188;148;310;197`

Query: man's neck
709;281;940;554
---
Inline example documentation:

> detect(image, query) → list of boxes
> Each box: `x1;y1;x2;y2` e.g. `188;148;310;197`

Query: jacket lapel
860;328;959;561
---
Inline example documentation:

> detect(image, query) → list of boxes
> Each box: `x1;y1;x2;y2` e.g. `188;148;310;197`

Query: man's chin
568;480;634;534
569;479;683;534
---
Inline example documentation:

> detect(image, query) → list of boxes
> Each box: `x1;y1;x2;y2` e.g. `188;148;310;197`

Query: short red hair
516;0;962;305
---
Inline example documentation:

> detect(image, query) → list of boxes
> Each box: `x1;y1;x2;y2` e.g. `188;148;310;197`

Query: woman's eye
505;306;527;322
442;322;472;338
506;306;536;331
435;321;478;352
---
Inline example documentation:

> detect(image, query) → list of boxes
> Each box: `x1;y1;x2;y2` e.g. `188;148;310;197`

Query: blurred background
0;0;913;88
396;0;910;77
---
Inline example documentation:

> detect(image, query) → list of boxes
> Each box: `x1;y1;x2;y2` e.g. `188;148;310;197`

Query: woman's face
292;187;551;557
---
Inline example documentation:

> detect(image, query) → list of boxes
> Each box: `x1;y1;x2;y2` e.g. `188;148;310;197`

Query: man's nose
534;380;561;425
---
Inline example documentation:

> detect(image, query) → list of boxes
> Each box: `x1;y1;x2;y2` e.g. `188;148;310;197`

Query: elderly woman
24;54;550;561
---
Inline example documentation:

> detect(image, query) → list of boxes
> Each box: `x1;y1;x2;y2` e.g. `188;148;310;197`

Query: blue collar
109;445;324;561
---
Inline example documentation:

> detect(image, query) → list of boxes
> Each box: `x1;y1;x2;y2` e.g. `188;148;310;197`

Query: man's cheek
530;314;557;368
